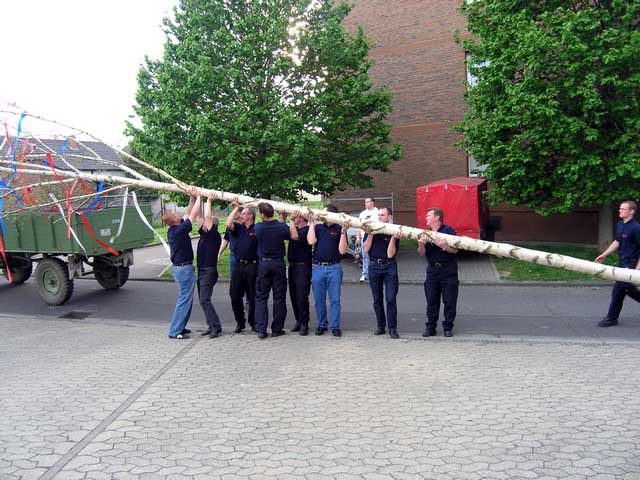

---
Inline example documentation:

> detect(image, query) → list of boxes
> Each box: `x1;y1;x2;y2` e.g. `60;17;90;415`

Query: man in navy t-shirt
363;207;402;339
287;215;313;335
307;204;349;337
197;194;223;338
595;200;640;327
226;200;258;333
418;207;459;338
163;194;201;339
253;202;298;339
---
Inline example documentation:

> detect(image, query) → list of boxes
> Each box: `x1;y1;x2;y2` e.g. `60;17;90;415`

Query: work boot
598;317;618;327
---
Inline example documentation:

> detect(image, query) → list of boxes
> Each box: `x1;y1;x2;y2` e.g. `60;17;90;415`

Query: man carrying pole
163;193;201;339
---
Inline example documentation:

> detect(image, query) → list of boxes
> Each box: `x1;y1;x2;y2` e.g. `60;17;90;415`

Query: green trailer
0;204;155;305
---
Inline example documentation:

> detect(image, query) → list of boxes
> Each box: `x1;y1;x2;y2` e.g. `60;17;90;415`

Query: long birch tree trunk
2;164;638;286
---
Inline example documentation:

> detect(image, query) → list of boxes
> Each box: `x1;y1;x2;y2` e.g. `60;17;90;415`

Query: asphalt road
1;276;638;341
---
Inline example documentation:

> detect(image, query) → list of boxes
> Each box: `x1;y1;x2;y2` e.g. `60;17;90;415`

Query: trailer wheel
7;260;33;285
95;265;130;290
35;258;74;306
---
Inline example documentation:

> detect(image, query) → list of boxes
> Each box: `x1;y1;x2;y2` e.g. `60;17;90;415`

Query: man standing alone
253;202;298;339
363;207;401;339
418;207;458;338
595;200;640;327
163;194;201;339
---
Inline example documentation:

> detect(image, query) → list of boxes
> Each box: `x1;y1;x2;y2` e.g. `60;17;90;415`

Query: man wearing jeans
197;194;223;338
355;197;378;282
164;194;201;339
307;204;349;337
363;207;401;339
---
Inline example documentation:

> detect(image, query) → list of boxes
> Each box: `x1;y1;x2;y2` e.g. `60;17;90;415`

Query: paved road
1;315;639;480
2;266;640;480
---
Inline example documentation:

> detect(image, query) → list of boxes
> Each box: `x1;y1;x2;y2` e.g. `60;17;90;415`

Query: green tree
126;0;401;201
456;0;640;217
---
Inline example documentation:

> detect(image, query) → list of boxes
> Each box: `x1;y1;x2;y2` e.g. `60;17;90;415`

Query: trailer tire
7;261;33;285
95;265;130;290
35;258;74;306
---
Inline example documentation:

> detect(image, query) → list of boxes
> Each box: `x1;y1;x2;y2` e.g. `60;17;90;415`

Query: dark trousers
255;259;288;334
369;261;399;330
198;267;221;332
288;262;311;326
424;262;459;331
607;282;640;320
229;262;256;328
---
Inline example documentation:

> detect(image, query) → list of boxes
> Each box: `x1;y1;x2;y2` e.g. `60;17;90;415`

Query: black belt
313;260;339;266
289;261;311;266
431;261;455;268
261;257;283;261
236;259;257;265
173;261;192;267
371;258;395;264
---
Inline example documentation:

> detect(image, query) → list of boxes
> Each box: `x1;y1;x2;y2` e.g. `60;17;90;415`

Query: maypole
1;107;638;285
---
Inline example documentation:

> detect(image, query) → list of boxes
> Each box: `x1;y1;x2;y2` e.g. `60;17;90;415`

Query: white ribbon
48;193;87;254
109;187;128;244
131;191;170;255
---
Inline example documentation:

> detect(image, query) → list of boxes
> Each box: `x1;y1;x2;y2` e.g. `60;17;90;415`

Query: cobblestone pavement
1;315;639;480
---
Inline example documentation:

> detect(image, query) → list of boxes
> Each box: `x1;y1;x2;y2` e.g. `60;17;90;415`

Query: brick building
332;0;599;244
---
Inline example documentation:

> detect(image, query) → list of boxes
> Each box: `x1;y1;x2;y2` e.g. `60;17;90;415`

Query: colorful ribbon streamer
77;214;120;257
132;191;170;255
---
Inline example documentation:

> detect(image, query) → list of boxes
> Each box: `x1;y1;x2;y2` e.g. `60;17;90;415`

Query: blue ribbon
79;181;104;213
12;112;26;171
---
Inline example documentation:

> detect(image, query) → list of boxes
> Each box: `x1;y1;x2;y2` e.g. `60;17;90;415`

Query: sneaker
598;317;618;327
389;329;400;339
422;328;436;337
168;334;188;339
359;275;366;282
315;327;327;336
209;330;222;338
332;328;342;337
374;327;386;335
271;330;286;338
444;330;453;338
181;328;191;335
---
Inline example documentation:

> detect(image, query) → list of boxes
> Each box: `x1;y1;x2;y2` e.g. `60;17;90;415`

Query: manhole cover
59;311;92;320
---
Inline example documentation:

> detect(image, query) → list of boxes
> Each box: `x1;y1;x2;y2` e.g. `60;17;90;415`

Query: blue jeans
368;261;399;330
169;265;196;336
312;263;343;329
361;235;369;278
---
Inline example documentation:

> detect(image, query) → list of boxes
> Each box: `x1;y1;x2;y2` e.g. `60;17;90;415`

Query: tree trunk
598;203;614;252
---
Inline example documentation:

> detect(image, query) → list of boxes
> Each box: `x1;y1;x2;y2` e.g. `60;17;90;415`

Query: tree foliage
126;0;401;201
456;0;640;214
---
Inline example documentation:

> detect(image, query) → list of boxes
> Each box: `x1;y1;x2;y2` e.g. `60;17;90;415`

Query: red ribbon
78;214;120;257
0;232;13;284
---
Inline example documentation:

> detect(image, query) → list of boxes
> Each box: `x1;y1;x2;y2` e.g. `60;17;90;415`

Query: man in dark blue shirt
287;215;313;336
197;194;223;338
226;200;258;333
253;202;298;339
307;204;349;337
595;200;640;327
418;207;459;338
363;207;402;339
163;194;201;339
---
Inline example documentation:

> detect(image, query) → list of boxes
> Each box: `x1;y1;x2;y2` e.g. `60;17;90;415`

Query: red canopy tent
416;177;491;240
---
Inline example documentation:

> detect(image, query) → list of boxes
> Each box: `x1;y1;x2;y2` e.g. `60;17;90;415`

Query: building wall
332;0;599;244
332;0;468;227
